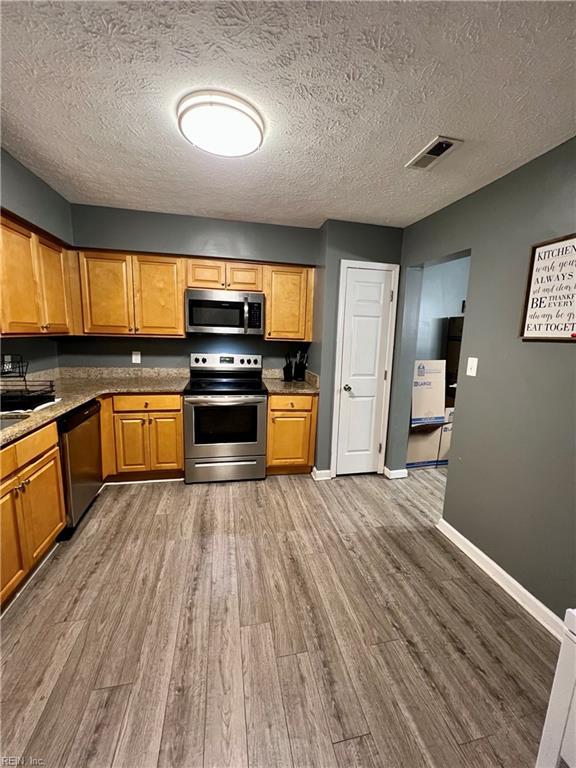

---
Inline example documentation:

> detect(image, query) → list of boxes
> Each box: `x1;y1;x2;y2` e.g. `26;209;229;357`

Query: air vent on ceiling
405;136;463;170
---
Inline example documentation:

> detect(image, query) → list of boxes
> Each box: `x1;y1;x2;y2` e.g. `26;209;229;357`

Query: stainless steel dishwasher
59;400;103;528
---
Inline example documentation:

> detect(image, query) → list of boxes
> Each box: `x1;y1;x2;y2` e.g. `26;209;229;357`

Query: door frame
330;260;400;478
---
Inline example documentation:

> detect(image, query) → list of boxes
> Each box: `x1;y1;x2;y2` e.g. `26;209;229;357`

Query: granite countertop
0;376;189;448
263;378;319;395
0;374;319;448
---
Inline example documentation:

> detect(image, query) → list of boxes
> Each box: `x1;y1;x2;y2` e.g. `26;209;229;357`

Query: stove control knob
194;357;200;364
253;358;258;365
240;358;245;364
246;359;251;364
201;357;207;364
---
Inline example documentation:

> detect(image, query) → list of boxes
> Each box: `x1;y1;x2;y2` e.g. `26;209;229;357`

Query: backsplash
2;338;59;373
2;336;316;375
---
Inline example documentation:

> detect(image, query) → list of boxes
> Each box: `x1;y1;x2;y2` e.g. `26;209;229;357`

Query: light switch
132;351;141;364
466;356;478;377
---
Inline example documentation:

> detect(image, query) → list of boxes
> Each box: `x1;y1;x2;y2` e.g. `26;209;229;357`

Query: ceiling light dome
177;90;264;158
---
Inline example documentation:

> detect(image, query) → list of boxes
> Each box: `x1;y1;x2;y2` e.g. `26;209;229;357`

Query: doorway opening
407;252;471;512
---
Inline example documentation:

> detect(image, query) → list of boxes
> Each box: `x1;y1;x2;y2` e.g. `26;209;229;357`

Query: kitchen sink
0;413;30;431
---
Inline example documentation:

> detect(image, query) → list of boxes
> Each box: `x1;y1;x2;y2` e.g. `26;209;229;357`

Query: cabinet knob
144;402;149;408
343;384;352;392
290;402;294;408
24;479;30;486
129;327;133;332
221;282;225;287
135;327;140;332
45;323;50;329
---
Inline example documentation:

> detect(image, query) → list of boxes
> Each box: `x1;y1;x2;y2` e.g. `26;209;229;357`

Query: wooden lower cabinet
1;436;66;606
112;398;183;474
19;447;66;565
267;395;318;473
114;414;150;473
149;413;183;470
0;476;29;604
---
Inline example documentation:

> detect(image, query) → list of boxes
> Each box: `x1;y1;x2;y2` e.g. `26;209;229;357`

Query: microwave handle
243;296;249;334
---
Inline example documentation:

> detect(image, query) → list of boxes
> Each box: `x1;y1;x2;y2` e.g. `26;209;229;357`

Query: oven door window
189;300;243;329
194;404;258;445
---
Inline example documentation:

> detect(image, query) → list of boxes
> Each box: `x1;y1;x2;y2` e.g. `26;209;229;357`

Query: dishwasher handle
59;400;101;433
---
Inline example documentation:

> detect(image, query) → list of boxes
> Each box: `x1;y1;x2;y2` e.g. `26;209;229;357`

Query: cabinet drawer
112;395;181;412
269;395;314;412
14;423;58;469
0;444;18;481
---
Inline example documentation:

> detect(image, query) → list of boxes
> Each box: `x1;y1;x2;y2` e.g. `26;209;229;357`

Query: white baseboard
103;478;183;486
384;466;408;480
312;467;332;481
437;519;564;641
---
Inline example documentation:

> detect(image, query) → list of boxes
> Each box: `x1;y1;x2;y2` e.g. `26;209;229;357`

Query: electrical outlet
132;351;141;365
466;356;478;377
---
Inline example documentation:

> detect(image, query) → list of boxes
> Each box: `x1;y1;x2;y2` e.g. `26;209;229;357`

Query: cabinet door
19;447;66;566
133;255;185;336
0;219;43;334
80;252;135;334
1;476;29;605
114;414;149;472
187;258;226;289
263;265;310;340
149;412;183;470
267;411;313;467
226;262;263;291
35;238;71;334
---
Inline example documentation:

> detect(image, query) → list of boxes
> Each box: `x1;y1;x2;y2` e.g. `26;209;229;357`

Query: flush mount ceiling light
177;90;264;158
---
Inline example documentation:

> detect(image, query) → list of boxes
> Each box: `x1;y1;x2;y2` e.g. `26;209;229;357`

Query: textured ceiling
1;1;575;228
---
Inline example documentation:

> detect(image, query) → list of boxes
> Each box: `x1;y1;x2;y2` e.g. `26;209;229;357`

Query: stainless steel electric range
183;353;268;483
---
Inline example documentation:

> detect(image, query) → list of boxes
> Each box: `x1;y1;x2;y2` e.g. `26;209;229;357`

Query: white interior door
336;265;395;475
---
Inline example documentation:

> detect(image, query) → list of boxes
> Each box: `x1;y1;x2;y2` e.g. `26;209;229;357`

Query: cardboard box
411;360;446;426
406;426;442;469
437;408;454;465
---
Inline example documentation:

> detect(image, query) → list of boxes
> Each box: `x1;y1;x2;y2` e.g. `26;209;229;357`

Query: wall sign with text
522;234;576;341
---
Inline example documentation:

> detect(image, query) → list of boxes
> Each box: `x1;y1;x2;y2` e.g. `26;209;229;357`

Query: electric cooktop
182;353;268;397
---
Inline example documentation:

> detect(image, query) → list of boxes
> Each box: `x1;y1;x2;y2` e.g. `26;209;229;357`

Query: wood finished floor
1;470;559;768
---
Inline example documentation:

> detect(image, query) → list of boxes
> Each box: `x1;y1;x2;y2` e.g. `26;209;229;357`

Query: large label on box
411;360;446;426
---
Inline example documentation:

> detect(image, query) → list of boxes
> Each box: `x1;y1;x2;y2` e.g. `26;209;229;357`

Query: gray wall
1;149;73;242
312;220;403;471
416;256;470;359
1;337;59;373
57;336;306;372
72;204;321;265
387;136;576;617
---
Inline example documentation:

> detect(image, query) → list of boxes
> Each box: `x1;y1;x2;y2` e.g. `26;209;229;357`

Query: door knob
343;384;352;392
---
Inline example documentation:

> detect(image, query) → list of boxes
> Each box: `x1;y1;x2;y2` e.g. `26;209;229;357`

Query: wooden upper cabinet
187;258;226;289
226;262;262;291
80;252;135;334
133;255;185;336
0;219;43;334
263;265;314;341
35;238;70;334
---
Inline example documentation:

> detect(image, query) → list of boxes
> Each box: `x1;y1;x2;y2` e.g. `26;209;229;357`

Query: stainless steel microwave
185;289;264;335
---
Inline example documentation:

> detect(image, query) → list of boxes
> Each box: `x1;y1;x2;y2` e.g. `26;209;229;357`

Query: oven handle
243;296;249;334
184;396;267;406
